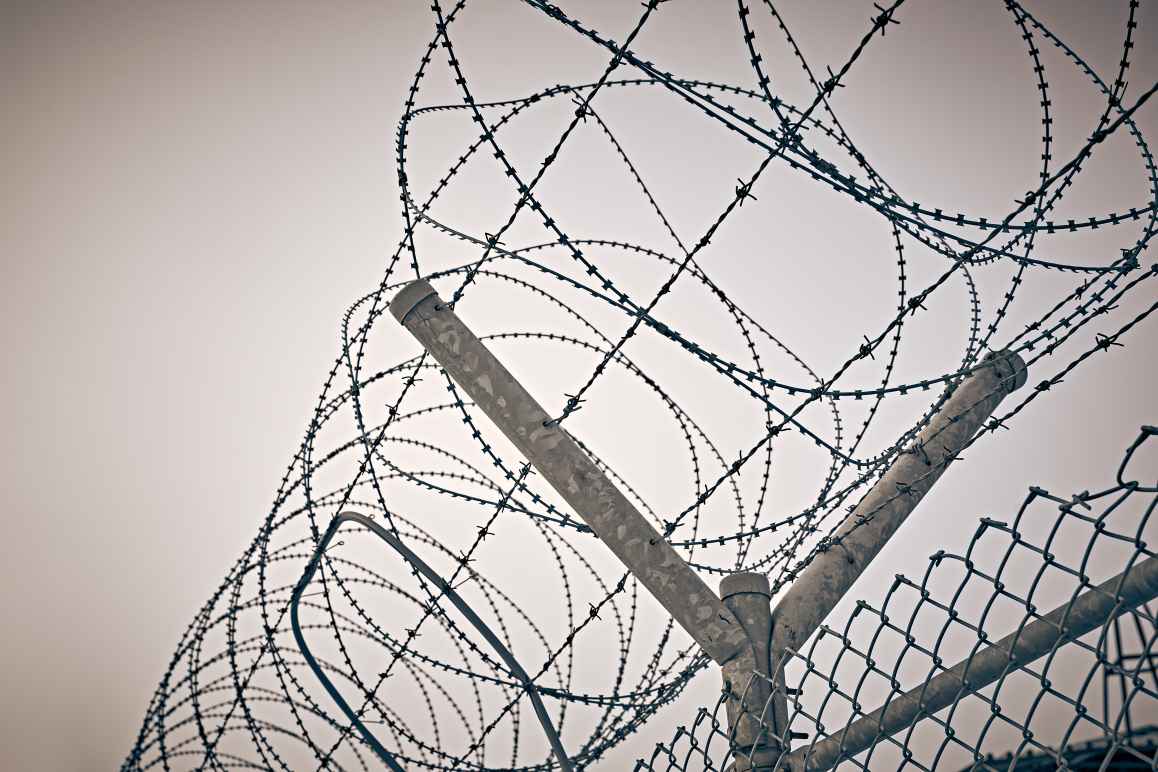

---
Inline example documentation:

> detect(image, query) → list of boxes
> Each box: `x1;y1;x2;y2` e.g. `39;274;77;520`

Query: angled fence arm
784;554;1158;772
389;280;751;665
772;349;1028;655
391;280;789;765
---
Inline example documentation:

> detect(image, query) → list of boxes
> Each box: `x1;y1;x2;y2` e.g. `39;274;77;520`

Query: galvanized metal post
771;349;1028;657
720;573;783;770
784;554;1158;771
390;279;1037;772
757;349;1027;769
389;280;752;663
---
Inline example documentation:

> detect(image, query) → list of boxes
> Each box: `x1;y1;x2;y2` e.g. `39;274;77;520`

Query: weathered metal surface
719;572;783;770
390;279;750;665
786;553;1158;771
771;350;1028;656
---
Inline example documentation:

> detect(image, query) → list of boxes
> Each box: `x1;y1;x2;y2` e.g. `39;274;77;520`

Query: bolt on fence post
719;572;784;771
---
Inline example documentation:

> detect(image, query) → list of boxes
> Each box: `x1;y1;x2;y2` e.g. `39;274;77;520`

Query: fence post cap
984;348;1028;393
391;279;439;324
720;572;771;599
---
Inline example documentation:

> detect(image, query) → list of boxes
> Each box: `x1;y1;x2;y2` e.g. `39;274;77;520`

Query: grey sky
3;1;1156;769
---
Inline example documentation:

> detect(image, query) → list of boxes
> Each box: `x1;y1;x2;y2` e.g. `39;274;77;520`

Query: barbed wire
636;424;1158;771
125;1;1156;770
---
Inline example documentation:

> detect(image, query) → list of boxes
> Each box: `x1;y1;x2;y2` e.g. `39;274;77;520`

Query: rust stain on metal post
788;554;1158;771
772;349;1028;656
390;280;750;665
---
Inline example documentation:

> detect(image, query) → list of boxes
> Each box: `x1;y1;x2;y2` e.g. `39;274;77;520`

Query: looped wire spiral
125;2;1156;769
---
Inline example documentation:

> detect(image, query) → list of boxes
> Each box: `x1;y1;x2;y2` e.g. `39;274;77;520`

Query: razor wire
635;425;1158;771
124;1;1157;770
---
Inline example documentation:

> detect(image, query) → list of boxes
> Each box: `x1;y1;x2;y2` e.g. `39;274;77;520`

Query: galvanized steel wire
125;1;1157;769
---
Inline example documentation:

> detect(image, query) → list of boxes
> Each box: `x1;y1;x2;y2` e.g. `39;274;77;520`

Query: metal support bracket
390;280;789;764
764;348;1027;770
771;348;1028;656
390;279;1035;771
390;280;751;662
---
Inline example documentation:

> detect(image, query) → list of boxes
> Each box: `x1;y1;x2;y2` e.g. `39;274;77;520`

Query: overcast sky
3;1;1157;770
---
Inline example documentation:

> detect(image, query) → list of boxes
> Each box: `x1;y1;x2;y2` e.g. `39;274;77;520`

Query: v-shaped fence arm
390;279;1028;771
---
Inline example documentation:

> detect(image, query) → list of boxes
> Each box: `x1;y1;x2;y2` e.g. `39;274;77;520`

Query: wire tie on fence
871;3;900;33
821;66;845;96
909;441;931;465
1096;333;1123;350
735;179;757;204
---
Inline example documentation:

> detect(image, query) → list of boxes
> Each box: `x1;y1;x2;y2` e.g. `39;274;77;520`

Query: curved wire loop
291;511;574;772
